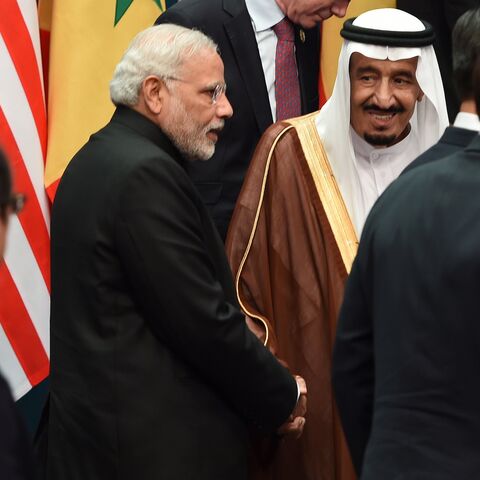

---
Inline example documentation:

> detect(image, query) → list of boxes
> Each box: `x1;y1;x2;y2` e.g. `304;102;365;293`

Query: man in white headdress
225;8;448;480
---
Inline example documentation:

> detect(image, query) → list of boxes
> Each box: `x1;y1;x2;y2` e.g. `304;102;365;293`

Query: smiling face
349;53;424;148
160;49;233;161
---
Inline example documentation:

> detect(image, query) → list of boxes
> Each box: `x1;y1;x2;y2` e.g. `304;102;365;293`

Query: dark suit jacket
402;125;478;173
41;106;297;480
156;0;320;239
0;375;34;480
333;134;480;479
397;0;478;121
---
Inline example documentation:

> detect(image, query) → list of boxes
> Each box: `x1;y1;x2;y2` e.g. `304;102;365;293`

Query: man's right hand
276;375;307;439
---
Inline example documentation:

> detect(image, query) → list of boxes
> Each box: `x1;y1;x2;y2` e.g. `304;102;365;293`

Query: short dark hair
474;58;480;115
452;7;480;101
0;149;13;221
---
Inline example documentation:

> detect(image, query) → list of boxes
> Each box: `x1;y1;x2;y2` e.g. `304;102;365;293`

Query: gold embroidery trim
286;114;358;272
235;125;295;347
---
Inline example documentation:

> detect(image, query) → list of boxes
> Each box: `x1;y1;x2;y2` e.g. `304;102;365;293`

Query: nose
331;0;350;18
216;92;233;119
373;78;395;109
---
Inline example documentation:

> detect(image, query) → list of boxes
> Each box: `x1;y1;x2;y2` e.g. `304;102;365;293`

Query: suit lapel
223;0;273;132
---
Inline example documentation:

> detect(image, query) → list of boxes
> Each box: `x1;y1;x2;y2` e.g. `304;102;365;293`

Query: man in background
156;0;350;239
333;55;480;479
0;150;33;480
39;25;305;480
404;6;480;173
226;8;448;480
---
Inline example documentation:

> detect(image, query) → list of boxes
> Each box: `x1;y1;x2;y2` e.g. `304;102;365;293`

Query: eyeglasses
163;76;227;105
209;83;227;105
1;193;25;217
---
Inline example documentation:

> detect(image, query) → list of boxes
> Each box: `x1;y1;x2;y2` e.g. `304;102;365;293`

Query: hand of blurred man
277;375;307;439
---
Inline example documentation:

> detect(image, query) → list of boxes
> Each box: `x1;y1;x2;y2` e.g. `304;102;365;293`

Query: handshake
277;375;307;439
244;315;307;440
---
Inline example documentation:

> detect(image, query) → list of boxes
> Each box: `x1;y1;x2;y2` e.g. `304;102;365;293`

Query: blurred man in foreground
226;8;448;480
39;25;305;480
0;150;33;480
333;54;480;480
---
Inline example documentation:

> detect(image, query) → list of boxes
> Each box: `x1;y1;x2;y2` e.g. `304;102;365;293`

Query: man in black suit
332;54;480;479
0;151;34;480
40;25;305;480
397;0;478;121
403;6;480;174
156;0;350;239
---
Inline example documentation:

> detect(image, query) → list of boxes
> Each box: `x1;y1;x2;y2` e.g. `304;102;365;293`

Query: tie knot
273;17;295;42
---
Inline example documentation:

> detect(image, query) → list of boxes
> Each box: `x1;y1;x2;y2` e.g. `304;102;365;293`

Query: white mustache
206;120;225;133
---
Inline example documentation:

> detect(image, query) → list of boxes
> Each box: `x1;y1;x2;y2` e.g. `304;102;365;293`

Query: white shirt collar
245;0;284;32
453;111;480;132
348;125;418;233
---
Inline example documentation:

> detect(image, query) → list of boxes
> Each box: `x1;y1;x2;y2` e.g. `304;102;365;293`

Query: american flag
0;0;50;399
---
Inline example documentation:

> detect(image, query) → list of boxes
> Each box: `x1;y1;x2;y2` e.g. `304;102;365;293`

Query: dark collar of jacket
110;105;187;170
441;125;479;148
465;132;480;153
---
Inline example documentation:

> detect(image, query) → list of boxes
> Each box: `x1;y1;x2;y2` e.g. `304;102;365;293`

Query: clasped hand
276;375;307;439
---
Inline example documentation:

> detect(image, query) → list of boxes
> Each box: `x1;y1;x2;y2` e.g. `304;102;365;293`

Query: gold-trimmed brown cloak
226;113;357;480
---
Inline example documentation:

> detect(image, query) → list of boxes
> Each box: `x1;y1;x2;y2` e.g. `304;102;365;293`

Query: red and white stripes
0;0;50;399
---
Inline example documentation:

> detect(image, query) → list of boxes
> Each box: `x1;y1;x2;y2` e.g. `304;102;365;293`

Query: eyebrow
201;81;226;91
354;66;380;76
391;70;416;79
354;66;415;79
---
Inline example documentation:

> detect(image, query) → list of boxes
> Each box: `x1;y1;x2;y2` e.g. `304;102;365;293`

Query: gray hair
110;24;218;106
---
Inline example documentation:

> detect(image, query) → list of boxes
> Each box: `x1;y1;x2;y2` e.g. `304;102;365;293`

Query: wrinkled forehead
177;48;225;82
178;47;221;70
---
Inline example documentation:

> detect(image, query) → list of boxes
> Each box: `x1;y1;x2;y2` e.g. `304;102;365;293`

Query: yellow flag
320;0;396;103
39;0;165;198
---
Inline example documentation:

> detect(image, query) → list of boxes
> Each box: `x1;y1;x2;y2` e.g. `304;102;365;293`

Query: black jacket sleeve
115;157;297;431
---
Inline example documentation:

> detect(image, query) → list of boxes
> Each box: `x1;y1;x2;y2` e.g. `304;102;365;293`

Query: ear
141;76;166;115
417;88;425;102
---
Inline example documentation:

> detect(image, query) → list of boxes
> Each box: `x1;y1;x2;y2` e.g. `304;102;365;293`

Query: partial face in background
0;194;24;259
161;49;233;161
275;0;350;29
349;53;424;148
0;214;6;259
